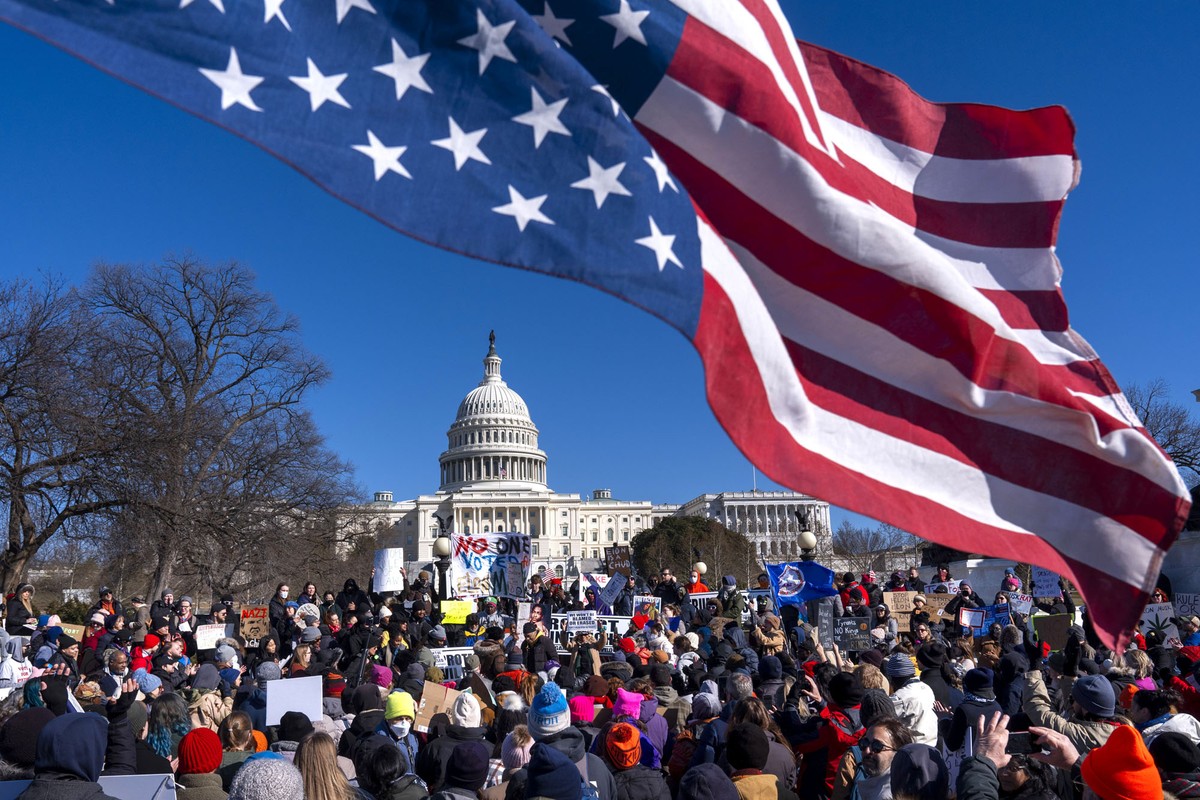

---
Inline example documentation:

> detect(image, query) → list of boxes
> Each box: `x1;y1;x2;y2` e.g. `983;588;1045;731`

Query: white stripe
666;0;833;157
695;218;1167;593
915;231;1061;292
723;238;1186;497
634;76;1093;366
819;111;1076;203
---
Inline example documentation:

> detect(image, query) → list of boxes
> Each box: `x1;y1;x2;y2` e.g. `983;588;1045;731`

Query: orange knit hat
1080;724;1163;800
250;729;268;753
604;722;641;770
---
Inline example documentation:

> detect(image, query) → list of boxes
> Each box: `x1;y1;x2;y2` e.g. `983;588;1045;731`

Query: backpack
666;726;700;782
578;756;601;800
846;744;865;800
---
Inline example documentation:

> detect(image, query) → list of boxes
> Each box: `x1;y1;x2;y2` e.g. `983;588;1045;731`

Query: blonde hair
1124;649;1153;679
295;732;357;800
854;664;889;695
218;711;255;752
292;644;312;671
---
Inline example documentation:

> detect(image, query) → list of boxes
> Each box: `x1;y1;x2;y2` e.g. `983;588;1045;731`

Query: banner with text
450;532;531;600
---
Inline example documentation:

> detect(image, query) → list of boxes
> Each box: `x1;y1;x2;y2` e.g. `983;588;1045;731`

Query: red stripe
642;126;1131;432
798;41;1077;160
693;269;1164;650
979;289;1069;332
781;338;1179;546
670;19;1065;249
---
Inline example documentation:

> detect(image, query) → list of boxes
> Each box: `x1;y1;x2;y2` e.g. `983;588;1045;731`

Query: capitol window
561;525;569;537
606;528;614;541
533;543;539;556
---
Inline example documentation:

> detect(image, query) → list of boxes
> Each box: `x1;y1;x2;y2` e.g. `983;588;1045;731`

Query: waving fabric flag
0;0;1189;650
766;561;838;608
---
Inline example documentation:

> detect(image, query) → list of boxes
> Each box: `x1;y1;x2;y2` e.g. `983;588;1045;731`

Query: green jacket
1022;671;1116;753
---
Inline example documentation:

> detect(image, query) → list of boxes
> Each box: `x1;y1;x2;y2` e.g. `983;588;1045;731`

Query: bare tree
832;519;916;575
1124;379;1200;486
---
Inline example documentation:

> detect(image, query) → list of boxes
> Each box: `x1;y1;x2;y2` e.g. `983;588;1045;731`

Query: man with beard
857;718;915;800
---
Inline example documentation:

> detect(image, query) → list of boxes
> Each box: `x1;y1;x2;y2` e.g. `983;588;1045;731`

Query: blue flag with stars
766;561;839;608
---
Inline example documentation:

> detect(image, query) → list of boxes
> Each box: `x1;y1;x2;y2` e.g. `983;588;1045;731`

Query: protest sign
372;547;406;592
0;775;179;800
928;580;960;595
567;610;597;633
431;647;477;681
1033;614;1072;651
600;572;626;608
958;608;985;629
1174;593;1200;619
1030;567;1063;598
1139;602;1180;642
605;546;632;576
450;532;531;599
883;591;917;632
239;605;269;642
297;603;321;622
195;624;226;651
517;602;531;630
1008;594;1034;615
831;617;872;651
580;572;612;602
926;594;955;620
440;600;473;626
414;681;462;733
634;595;661;618
266;674;321;725
59;623;85;641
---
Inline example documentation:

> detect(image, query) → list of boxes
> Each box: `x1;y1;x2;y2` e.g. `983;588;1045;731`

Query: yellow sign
440;600;474;625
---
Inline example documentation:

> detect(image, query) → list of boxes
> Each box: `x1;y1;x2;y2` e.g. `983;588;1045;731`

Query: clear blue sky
1;3;1195;532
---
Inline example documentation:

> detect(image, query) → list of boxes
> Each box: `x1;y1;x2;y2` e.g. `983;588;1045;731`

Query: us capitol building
352;334;832;578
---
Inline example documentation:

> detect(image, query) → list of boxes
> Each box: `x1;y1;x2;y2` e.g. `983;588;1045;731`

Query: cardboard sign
1008;594;1034;616
1140;602;1180;642
450;532;531;599
414;681;462;733
633;595;661;618
440;600;473;626
1033;614;1072;651
925;594;955;619
240;605;270;642
265;674;322;726
831;616;872;651
59;623;85;641
1030;567;1063;598
1174;593;1200;619
883;591;917;633
605;546;632;576
567;610;597;632
195;624;227;650
374;547;406;593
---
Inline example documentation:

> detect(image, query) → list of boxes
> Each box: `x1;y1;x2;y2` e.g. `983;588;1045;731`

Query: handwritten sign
1174;593;1200;619
831;617;872;650
240;605;270;642
928;580;961;595
374;547;406;593
883;591;917;632
1030;567;1063;598
195;624;227;651
580;572;612;602
1140;602;1179;642
1008;594;1034;615
567;610;597;633
59;623;85;641
450;532;531;600
439;600;473;626
1033;614;1072;651
605;546;632;576
414;681;462;733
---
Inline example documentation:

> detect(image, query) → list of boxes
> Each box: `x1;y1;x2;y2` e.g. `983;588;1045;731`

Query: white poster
1008;594;1034;615
567;610;597;632
266;674;323;726
194;624;227;650
450;532;531;599
374;547;406;593
599;573;626;608
1139;602;1180;642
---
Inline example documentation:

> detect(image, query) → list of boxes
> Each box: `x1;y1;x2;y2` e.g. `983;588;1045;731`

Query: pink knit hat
568;695;595;724
500;729;534;770
613;687;643;718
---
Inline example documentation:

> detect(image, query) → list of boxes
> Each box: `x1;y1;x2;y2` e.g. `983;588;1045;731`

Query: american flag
0;0;1189;649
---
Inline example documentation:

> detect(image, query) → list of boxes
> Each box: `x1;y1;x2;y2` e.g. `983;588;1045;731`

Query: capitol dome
438;333;548;492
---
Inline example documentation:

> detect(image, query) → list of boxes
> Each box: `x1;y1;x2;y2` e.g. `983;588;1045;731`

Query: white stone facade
345;335;831;577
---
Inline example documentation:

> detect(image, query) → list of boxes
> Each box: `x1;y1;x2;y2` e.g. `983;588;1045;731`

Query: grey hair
727;672;755;702
1000;625;1023;648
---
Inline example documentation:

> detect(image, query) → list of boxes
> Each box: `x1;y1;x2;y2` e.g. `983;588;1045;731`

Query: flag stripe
979;289;1069;331
798;41;1077;160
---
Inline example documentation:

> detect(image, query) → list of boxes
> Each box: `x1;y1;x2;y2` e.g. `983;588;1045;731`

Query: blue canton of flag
766;561;838;608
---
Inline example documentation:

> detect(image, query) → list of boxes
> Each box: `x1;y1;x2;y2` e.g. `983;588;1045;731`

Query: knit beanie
446;740;490;790
1081;724;1164;800
228;755;305;800
369;664;392;688
605;722;642;770
0;708;56;767
678;762;739;800
829;672;864;708
279;711;314;743
964;668;995;698
501;729;534;770
250;730;268;753
618;637;637;654
885;652;916;679
859;689;897;729
890;744;950;800
726;722;770;770
254;661;282;684
858;649;885;669
451;692;482;728
132;668;162;695
613;687;643;719
584;675;610;698
569;695;596;724
529;683;570;739
759;656;782;680
126;701;148;739
1148;731;1200;775
385;691;416;721
178;728;223;775
690;693;720;721
215;644;237;664
1072;674;1116;718
526;742;582;800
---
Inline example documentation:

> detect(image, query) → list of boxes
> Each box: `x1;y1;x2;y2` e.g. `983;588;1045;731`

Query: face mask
391;720;412;738
279;590;289;599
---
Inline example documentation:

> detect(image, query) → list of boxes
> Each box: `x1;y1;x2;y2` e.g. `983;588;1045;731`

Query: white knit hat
228;756;304;800
452;692;482;728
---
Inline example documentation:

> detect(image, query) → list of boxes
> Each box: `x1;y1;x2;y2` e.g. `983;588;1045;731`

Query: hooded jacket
504;726;617;800
650;685;690;739
415;723;489;793
18;714;120;800
1021;671;1115;753
611;762;672;800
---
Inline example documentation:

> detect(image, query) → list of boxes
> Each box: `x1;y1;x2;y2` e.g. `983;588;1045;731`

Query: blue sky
1;3;1195;532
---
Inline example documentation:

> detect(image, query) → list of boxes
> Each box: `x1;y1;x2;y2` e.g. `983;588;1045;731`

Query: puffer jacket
504;726;617;800
723;626;760;673
416;723;489;793
612;764;671;800
1021;671;1116;753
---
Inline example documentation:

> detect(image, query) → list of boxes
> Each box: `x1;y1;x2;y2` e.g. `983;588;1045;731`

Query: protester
176;728;228;799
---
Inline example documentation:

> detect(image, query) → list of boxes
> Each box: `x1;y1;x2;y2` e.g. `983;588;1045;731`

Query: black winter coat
415;724;489;793
13;775;120;800
947;697;1003;752
612;765;671;800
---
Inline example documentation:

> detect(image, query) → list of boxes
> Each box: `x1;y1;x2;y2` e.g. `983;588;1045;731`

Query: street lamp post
797;529;817;561
432;534;452;608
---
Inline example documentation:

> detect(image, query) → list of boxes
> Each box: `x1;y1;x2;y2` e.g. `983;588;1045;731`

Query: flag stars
199;48;263;112
644;150;678;193
458;9;517;76
493;185;554;231
601;0;649;48
591;84;621;117
334;0;375;24
180;0;225;12
353;131;411;181
432;118;491;171
533;2;574;46
513;87;571;148
571;157;630;209
290;58;351;111
263;0;290;30
373;39;432;102
636;217;682;271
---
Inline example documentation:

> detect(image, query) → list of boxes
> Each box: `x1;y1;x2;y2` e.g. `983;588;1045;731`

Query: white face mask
279;590;289;599
391;720;412;738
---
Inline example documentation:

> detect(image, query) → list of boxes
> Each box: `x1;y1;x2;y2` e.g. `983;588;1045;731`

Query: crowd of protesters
0;562;1197;800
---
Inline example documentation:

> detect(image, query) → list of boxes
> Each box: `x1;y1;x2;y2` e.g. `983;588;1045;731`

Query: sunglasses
860;738;895;754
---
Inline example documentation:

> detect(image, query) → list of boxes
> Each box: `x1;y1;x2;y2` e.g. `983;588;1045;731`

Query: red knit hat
1080;724;1163;800
177;728;222;775
142;634;160;650
618;637;636;653
605;722;641;770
